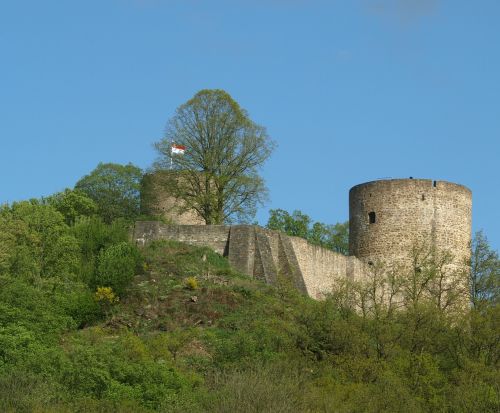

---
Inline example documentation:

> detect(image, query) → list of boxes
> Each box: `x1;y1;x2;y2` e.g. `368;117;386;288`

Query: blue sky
1;0;499;251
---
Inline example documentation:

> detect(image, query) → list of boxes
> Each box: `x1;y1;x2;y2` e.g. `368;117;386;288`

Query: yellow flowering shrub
185;277;199;290
95;286;119;304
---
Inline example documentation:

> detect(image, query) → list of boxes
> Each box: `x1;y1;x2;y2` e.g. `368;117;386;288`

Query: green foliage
206;362;305;412
70;216;131;284
142;239;234;279
0;201;80;279
267;208;349;254
95;242;140;296
471;230;500;308
154;89;276;224
0;371;62;413
75;162;143;223
0;199;498;412
45;188;98;224
71;216;130;258
267;208;311;238
54;282;102;328
0;275;93;341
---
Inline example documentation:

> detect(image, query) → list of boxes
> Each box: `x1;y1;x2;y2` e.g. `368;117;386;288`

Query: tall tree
0;201;80;279
154;89;275;224
44;188;97;225
470;231;500;308
75;163;142;223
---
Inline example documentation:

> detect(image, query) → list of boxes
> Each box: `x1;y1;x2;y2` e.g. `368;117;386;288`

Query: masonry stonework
133;222;367;300
135;178;472;301
349;179;472;271
141;172;205;225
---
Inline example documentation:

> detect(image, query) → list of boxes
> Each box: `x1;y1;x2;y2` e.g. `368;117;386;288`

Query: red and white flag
171;144;186;154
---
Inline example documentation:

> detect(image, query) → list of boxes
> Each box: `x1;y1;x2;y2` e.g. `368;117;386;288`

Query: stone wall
287;236;368;298
135;177;472;305
133;222;368;300
134;221;229;255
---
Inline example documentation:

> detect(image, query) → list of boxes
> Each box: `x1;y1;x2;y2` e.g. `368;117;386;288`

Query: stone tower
141;171;205;225
349;179;472;270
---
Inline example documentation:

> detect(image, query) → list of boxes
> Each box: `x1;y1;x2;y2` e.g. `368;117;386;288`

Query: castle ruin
134;178;472;301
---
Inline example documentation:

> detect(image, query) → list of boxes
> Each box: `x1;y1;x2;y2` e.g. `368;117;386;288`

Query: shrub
95;287;119;305
94;242;140;296
71;216;130;261
185;277;199;291
53;281;102;327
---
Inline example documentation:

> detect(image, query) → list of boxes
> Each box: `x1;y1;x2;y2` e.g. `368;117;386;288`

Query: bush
52;281;103;327
94;242;140;296
71;216;130;261
185;277;199;290
95;287;119;305
206;362;306;412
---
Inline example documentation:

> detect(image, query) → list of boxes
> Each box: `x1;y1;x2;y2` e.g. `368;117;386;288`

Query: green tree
45;188;97;225
266;209;349;255
267;209;311;239
75;163;142;223
470;231;500;308
154;89;275;224
0;201;80;279
326;221;349;255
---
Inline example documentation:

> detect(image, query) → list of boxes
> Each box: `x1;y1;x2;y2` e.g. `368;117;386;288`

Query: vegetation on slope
0;165;498;412
0;226;498;411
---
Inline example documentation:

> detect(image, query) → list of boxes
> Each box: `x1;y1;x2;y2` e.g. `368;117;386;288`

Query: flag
171;144;186;154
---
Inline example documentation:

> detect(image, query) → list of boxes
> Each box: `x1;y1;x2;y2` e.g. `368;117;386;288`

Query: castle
134;178;472;301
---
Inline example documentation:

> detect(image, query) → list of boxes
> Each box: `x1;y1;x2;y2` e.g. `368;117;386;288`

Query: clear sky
1;0;499;251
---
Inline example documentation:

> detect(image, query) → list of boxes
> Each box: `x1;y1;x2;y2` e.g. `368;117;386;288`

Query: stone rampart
287;236;368;298
133;222;368;300
134;221;230;255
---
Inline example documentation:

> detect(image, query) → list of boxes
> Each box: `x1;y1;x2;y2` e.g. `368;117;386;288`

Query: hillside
1;235;498;412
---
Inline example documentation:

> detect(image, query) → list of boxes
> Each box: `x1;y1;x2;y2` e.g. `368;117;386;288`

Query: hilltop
1;235;498;412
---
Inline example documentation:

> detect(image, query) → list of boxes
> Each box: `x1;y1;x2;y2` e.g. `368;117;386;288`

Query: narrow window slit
368;211;376;224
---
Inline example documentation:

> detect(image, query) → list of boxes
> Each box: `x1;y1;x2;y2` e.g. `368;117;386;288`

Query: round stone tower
349;179;472;269
141;171;205;225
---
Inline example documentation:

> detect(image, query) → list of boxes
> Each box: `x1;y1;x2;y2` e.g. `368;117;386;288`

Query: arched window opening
368;211;376;224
